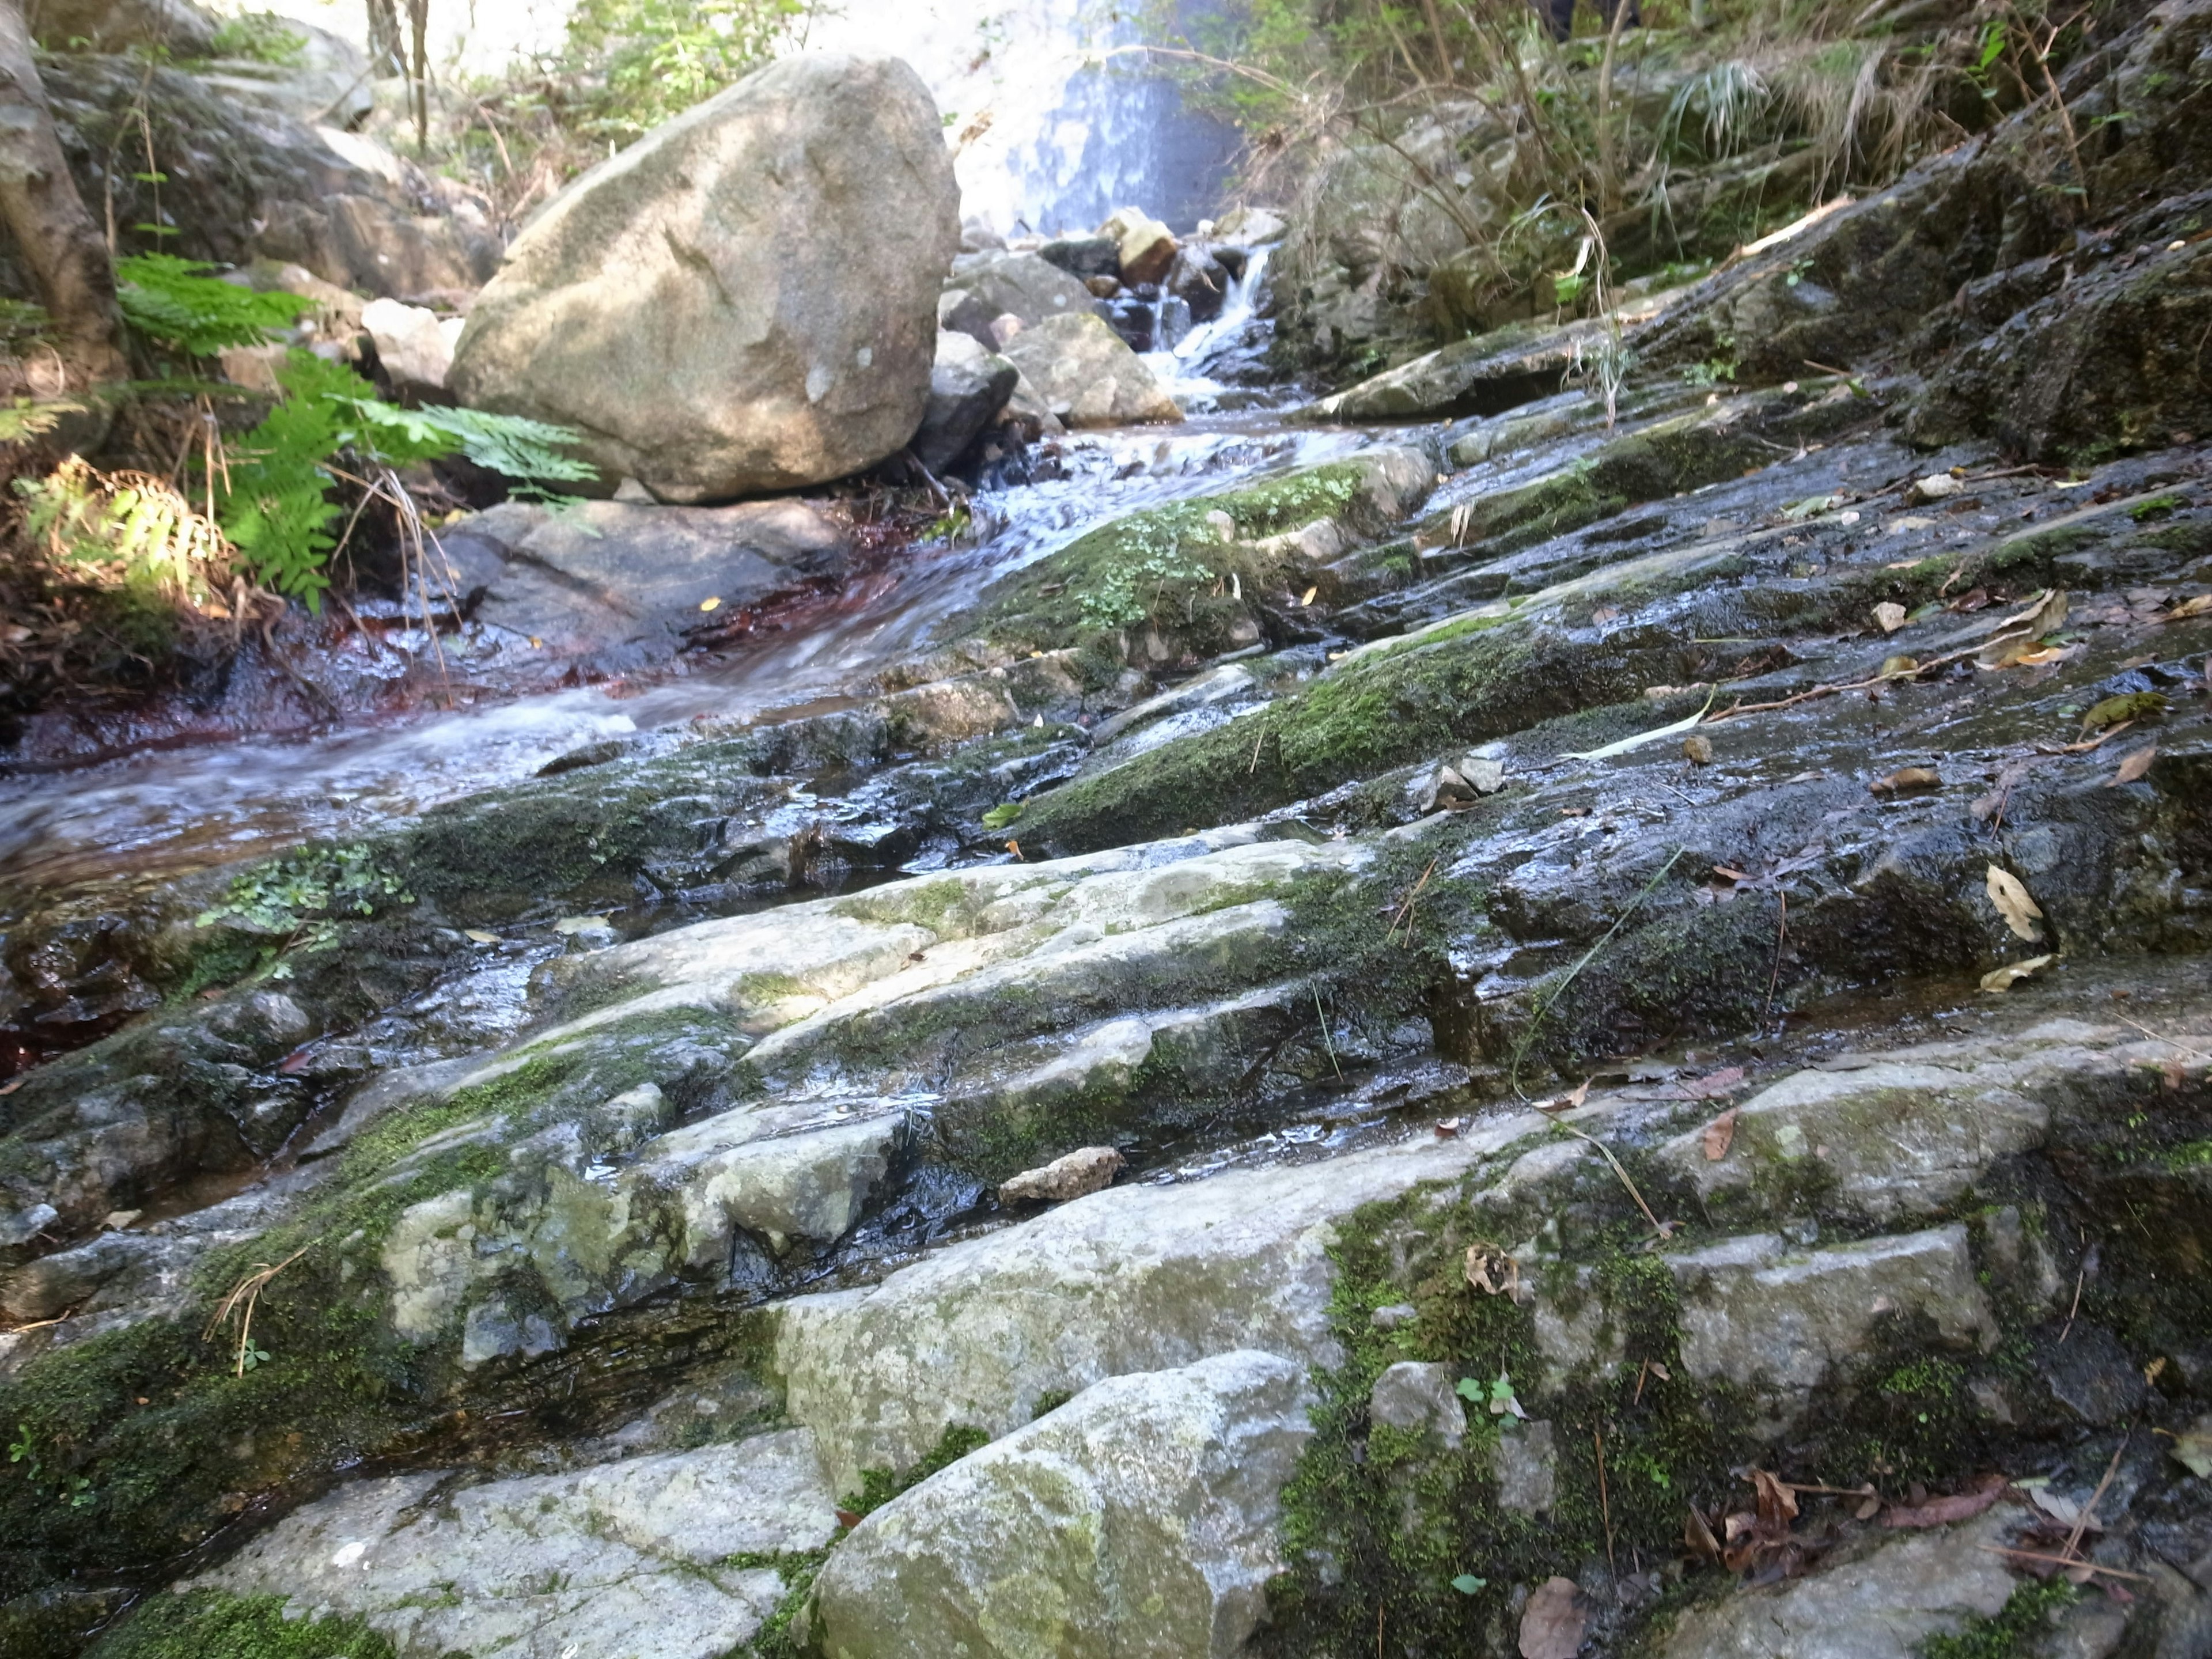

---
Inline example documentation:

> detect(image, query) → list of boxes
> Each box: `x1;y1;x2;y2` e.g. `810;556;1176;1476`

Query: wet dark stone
2036;1323;2147;1425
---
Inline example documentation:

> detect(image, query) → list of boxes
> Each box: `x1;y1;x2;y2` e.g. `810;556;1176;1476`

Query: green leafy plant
115;255;309;358
196;843;414;934
1076;550;1216;630
113;258;597;604
16;456;231;602
560;0;810;142
206;12;309;64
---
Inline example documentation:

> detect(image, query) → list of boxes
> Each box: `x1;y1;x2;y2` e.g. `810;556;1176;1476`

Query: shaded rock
938;286;1000;349
1103;206;1178;287
1913;240;2212;461
1492;1419;1557;1516
999;1145;1125;1207
1368;1359;1465;1448
40;56;500;302
432;497;851;668
1668;1225;1995;1397
1653;1509;2017;1659
2036;1323;2147;1426
1040;236;1120;282
192;1430;839;1658
999;312;1183;429
32;0;214;54
911;331;1019;474
1304;317;1599;422
1168;244;1232;324
953;251;1099;327
191;18;375;128
449;54;958;502
361;298;461;395
806;1351;1313;1659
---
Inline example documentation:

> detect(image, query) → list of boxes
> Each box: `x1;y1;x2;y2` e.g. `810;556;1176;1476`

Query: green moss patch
86;1590;395;1659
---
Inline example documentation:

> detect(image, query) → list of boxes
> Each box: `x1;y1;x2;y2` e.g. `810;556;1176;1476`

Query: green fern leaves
115;255;310;357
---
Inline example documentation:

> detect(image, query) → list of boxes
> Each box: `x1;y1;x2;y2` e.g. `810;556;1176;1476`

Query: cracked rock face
805;1351;1316;1659
190;1430;839;1658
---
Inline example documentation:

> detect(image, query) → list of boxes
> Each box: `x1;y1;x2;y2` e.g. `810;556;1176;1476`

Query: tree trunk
0;0;125;386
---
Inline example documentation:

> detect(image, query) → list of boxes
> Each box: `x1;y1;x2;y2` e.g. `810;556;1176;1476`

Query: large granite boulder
999;312;1183;429
449;53;959;503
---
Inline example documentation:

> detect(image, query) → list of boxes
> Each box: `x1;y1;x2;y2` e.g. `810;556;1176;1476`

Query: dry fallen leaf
1702;1107;1739;1161
1873;601;1908;632
2107;745;2157;787
1684;1506;1723;1564
1465;1244;1520;1298
1996;588;2070;638
1299;585;1317;607
464;929;501;945
1985;866;2046;942
551;915;611;936
2169;1419;2212;1479
1884;1474;2006;1529
1518;1577;1587;1659
1681;1066;1747;1100
1879;654;1921;677
698;596;722;613
0;1078;22;1097
1982;954;2058;993
1870;766;1941;796
2165;593;2212;620
1434;1118;1463;1139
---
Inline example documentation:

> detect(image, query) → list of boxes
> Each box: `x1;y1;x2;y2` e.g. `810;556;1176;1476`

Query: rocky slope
2;1;2212;1656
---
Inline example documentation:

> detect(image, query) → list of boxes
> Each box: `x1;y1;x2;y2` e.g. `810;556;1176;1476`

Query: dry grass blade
202;1243;313;1378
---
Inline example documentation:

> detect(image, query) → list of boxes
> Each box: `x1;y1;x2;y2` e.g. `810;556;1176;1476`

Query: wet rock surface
6;7;2212;1657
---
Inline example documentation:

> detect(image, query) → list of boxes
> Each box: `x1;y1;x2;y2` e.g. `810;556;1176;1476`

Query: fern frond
116;255;312;358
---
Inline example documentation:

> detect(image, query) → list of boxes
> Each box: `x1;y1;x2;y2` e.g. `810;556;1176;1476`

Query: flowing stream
0;267;1385;904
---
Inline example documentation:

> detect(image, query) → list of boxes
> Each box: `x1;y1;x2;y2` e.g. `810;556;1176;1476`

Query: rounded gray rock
449;53;959;503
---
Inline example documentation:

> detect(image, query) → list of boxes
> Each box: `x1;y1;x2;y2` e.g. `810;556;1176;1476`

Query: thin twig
1549;1117;1673;1240
1388;858;1439;946
1978;1547;2150;1583
1595;1428;1618;1581
2058;1267;2084;1343
1762;889;1789;1018
1314;985;1343;1081
2062;1437;2126;1565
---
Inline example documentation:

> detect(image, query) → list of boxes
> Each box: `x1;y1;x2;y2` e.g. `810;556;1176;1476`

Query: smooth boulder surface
433;497;851;668
951;251;1100;327
449;53;958;502
191;1430;839;1658
805;1351;1314;1659
1000;312;1183;429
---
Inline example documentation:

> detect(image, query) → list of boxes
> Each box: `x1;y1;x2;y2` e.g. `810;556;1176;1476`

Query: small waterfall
1142;244;1275;407
802;0;1238;234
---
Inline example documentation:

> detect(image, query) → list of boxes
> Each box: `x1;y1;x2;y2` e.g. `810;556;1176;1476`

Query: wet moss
1254;1183;1749;1659
0;1007;740;1603
838;1423;991;1517
967;462;1378;657
84;1590;396;1659
1019;621;1665;854
1918;1578;2078;1659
